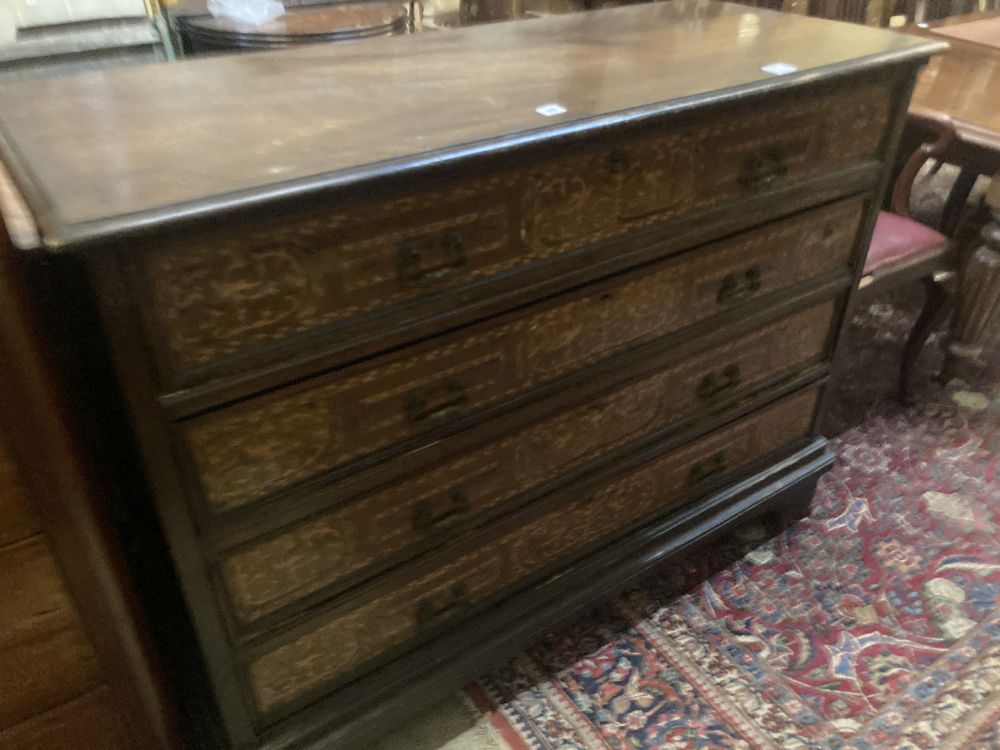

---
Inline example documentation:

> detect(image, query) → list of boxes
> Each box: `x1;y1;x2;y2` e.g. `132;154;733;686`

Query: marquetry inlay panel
218;301;836;626
0;8;936;748
137;81;887;377
521;82;888;254
182;199;862;513
247;387;819;715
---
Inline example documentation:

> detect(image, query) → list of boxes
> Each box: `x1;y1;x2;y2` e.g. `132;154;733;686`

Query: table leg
944;173;1000;381
940;166;978;237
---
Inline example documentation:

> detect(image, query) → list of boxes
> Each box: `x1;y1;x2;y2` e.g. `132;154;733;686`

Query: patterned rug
469;289;1000;748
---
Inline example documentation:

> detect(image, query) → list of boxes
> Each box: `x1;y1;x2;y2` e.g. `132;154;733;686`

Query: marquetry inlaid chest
0;5;942;748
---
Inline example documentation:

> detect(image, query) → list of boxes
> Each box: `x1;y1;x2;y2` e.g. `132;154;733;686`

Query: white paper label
761;62;798;75
535;103;568;117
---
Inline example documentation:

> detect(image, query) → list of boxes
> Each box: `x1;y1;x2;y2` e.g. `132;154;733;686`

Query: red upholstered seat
866;211;948;274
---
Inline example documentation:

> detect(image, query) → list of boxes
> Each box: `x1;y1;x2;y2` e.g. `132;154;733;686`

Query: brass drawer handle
716;265;762;305
412;488;471;533
689;450;727;488
415;582;470;631
739;144;789;191
607;148;631;175
697;364;741;401
405;378;468;424
396;229;467;286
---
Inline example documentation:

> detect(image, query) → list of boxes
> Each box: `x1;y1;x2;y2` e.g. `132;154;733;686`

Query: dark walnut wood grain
183;199;863;515
137;81;887;376
0;3;940;247
219;301;836;627
248;386;819;716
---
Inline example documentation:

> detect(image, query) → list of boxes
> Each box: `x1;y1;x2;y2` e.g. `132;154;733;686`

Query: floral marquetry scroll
218;301;836;627
135;81;888;380
182;199;861;514
247;388;819;716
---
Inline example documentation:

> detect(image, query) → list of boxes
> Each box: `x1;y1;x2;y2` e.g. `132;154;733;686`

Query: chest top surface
0;1;941;249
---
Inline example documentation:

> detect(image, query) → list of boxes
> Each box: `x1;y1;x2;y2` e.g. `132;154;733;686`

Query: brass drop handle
716;265;763;305
396;228;467;286
405;378;468;424
412;488;471;533
739;144;789;191
415;582;470;631
688;450;727;488
697;364;741;401
607;148;631;175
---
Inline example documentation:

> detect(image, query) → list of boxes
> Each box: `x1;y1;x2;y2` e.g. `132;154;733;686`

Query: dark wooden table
905;12;1000;374
907;12;1000;231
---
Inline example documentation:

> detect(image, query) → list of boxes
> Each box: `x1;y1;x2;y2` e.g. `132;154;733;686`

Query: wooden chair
856;110;957;401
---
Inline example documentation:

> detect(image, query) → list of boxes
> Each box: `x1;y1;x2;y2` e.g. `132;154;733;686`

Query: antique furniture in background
947;172;1000;374
0;18;165;80
906;12;1000;234
0;4;942;748
733;0;974;25
810;0;895;26
857;110;955;399
0;187;179;748
904;13;1000;377
163;0;996;52
174;2;408;53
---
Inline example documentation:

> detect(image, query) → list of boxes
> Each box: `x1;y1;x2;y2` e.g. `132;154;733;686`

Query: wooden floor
0;434;131;749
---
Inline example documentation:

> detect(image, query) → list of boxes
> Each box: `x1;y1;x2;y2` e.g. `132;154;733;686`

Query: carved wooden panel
218;301;836;626
247;387;819;715
183;199;862;514
137;81;888;376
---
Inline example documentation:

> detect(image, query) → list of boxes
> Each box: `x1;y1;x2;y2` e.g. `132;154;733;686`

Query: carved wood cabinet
0;4;942;748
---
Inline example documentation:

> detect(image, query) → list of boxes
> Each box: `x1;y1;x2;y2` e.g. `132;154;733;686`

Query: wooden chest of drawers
0;4;943;748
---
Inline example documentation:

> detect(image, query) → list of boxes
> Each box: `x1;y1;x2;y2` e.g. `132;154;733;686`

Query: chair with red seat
856;109;956;402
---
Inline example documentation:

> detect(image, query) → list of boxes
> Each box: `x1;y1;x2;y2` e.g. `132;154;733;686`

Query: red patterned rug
470;291;1000;749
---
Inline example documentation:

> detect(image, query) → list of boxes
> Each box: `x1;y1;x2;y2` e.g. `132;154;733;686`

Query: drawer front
247;386;820;716
138;79;889;376
219;301;836;626
184;199;863;514
519;83;884;255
